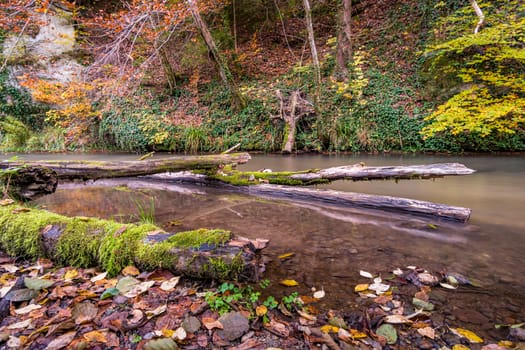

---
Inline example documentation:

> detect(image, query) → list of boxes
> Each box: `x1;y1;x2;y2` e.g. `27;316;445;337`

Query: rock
510;327;525;341
376;324;397;345
217;312;250;341
181;316;201;333
453;309;489;325
143;338;178;350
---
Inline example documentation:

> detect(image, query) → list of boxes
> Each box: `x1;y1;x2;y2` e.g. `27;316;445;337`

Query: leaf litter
0;251;523;349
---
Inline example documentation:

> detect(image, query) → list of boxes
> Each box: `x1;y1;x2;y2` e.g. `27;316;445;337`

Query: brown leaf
202;317;223;330
83;330;107;343
72;301;98;325
121;265;140;276
44;331;76;350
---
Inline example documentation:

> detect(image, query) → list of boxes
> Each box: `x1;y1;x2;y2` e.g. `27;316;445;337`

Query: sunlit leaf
452;345;470;350
451;327;484;343
384;315;412;324
280;279;298;287
173;326;187;340
354;284;369;292
160;276;180;292
100;287;119;300
359;270;373;278
0;264;18;273
417;327;435;339
123;280;155;298
64;269;79;281
90;272;108;283
44;331;76;350
256;305;268;316
14;303;42;315
115;276;140;294
83;330;107;343
122;265;140;276
440;282;458;289
0;199;15;206
278;252;294;260
146;304;167;319
313;288;325;299
320;325;339;333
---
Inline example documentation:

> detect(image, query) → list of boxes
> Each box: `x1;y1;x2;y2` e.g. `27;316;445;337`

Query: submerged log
1;153;251;181
146;172;472;222
0;166;58;201
0;204;265;281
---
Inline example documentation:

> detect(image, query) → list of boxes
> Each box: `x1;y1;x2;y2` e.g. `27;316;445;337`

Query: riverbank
1;251;523;349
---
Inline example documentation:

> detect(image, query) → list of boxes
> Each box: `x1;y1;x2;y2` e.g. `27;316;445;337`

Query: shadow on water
30;153;525;338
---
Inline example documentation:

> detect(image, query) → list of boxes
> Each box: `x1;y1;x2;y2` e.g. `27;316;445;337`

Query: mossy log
0;204;265;281
0;153;251;181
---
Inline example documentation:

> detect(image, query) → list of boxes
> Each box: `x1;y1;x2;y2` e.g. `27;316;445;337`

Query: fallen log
0;153;251;181
146;172;473;222
0;203;265;281
0;166;58;201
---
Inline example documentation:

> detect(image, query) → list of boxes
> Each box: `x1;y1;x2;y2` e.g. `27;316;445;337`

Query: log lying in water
289;163;476;182
248;184;472;222
0;204;265;281
0;166;58;201
147;172;472;222
0;153;251;181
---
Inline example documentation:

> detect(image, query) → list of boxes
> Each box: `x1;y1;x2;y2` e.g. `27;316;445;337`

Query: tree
302;0;321;106
335;0;352;81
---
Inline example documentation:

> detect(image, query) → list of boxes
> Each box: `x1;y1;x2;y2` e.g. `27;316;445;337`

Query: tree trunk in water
0;204;265;281
1;166;58;201
1;153;251;181
302;0;321;105
186;0;245;110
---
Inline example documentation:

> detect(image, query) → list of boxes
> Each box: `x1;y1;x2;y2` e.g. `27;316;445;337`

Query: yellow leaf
280;279;299;287
256;305;268;317
83;330;107;343
498;340;514;348
452;345;470;350
354;284;369;292
453;328;483;343
320;325;339;333
278;252;295;260
122;266;140;276
349;329;368;339
64;269;78;280
161;329;175;338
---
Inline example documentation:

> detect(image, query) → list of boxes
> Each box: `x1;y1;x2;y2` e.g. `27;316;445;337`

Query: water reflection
26;153;525;330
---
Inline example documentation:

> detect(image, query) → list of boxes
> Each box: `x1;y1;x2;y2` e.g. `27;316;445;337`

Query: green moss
208;169;328;186
166;228;231;248
208;253;245;280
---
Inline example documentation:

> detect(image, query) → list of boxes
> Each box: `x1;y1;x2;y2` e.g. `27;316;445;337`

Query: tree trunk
469;0;484;34
335;0;352;80
302;0;321;105
1;153;251;181
186;0;245;110
0;204;265;281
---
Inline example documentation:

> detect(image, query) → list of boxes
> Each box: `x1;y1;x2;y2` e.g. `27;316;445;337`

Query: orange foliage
18;75;101;143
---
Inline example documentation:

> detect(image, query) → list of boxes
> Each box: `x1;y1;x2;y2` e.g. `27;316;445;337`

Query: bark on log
0;204;265;281
289;163;475;182
0;153;251;181
1;166;58;201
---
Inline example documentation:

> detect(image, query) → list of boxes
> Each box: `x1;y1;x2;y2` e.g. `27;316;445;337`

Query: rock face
2;10;83;86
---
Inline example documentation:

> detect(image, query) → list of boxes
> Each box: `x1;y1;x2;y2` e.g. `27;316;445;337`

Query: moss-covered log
0;153;251;181
210;163;475;186
0;204;265;281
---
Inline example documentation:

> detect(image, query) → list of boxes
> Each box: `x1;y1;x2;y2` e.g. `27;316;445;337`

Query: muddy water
26;153;525;338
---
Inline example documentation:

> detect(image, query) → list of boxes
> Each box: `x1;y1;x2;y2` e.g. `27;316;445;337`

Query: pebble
217;312;250;341
181;316;201;333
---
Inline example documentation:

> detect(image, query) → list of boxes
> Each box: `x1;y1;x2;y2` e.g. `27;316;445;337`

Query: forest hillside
0;0;524;153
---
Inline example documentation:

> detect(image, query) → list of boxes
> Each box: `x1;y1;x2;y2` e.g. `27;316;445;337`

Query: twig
221;143;241;154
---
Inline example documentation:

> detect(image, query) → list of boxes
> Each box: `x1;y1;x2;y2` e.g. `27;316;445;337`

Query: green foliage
134;198;156;225
204;281;262;315
0;115;32;149
420;1;525;151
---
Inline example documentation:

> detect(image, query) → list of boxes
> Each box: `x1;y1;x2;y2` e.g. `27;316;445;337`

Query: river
8;152;525;339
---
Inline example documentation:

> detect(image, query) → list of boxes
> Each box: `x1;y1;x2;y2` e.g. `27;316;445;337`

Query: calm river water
10;153;525;335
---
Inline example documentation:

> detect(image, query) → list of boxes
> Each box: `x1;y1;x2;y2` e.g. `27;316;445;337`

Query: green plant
282;292;301;311
134;198;156;225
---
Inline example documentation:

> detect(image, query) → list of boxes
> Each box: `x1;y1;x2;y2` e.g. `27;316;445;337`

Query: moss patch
207;168;329;186
0;204;243;279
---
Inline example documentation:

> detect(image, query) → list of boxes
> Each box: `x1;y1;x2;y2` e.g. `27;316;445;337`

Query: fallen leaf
359;270;374;278
146;304;167;319
202;317;223;330
278;252;294;260
25;278;54;291
90;272;108;283
384;315;412;324
280;279;298;287
122;265;140;276
417;272;438;285
393;268;404;275
369;282;390;294
160;276;180;292
15;303;42;315
83;330;107;343
123;280;155;298
451;327;484;343
44;331;76;350
376;324;397;345
417;327;435;339
354;284;369;292
64;269;79;281
320;325;339;333
143;337;178;350
350;329;368;339
297;310;316;321
313;288;325;299
7;319;33;330
0;264;18;273
452;345;470;350
173;326;187;340
0;198;14;206
256;305;268;316
100;287;119;300
116;276;140;294
440;282;458;289
72;301;98;324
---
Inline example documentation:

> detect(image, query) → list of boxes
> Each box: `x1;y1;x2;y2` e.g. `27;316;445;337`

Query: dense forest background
0;0;524;153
